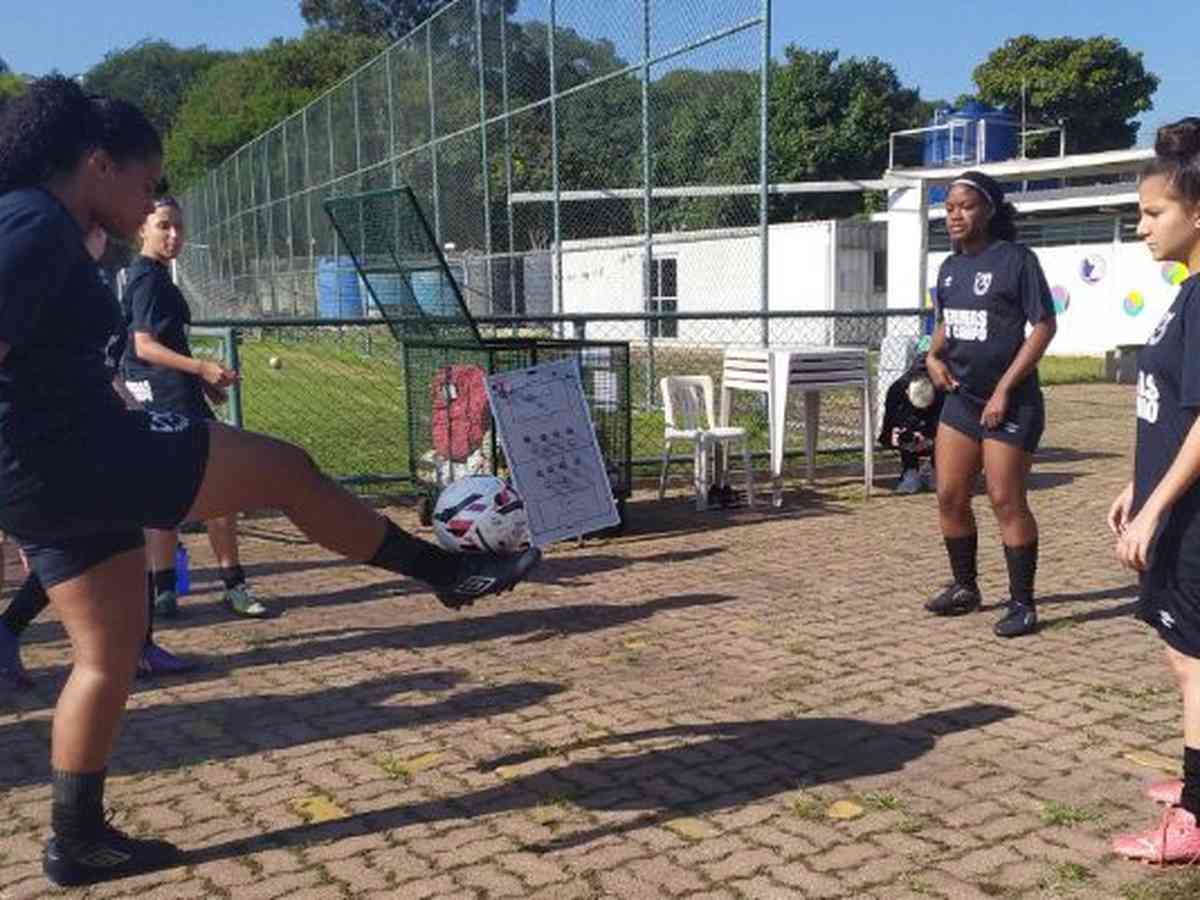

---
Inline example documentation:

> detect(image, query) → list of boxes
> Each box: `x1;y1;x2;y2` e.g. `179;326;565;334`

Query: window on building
647;256;678;339
872;249;888;292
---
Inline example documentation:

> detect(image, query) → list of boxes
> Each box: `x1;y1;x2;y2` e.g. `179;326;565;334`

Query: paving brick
0;386;1167;899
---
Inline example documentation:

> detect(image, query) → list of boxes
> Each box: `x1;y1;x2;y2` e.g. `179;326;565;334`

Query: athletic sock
51;769;107;841
219;565;246;591
1003;542;1038;608
152;569;175;597
367;519;456;586
1182;747;1200;818
944;533;978;592
1;574;51;636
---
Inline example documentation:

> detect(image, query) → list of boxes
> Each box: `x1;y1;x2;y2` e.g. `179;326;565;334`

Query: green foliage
81;40;232;139
299;0;516;42
165;29;387;187
0;72;24;113
768;46;931;220
972;35;1159;153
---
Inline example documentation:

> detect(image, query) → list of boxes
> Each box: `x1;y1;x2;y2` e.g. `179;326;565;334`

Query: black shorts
939;389;1045;453
1139;580;1200;659
0;410;210;588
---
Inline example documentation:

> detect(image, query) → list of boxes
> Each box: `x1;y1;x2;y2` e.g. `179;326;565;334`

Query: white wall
557;221;868;345
927;242;1189;356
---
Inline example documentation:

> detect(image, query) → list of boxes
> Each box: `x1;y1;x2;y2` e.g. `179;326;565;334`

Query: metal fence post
642;0;656;409
475;0;494;314
759;0;771;348
226;327;244;429
548;0;562;326
426;24;442;243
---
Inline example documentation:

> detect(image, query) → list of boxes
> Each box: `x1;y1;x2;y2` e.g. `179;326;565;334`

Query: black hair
1143;117;1200;208
0;75;161;194
951;170;1017;242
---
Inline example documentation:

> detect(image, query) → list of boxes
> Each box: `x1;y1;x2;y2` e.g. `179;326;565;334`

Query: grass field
202;327;1114;488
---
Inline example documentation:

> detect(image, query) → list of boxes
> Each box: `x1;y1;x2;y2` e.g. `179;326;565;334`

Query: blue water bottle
174;542;190;596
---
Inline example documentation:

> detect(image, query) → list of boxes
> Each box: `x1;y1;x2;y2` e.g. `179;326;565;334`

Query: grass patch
1121;870;1200;900
1040;355;1106;385
1038;862;1095;895
862;791;903;811
793;795;825;820
896;815;928;834
1040;800;1103;827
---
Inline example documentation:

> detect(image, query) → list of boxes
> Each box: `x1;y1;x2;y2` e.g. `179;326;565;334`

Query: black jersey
121;255;203;410
934;240;1055;401
0;188;125;497
1133;275;1200;581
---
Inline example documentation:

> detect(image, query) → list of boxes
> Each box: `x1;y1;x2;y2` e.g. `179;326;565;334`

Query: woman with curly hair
0;76;540;887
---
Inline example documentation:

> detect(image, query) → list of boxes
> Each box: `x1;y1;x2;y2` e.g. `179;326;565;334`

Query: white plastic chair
658;375;754;511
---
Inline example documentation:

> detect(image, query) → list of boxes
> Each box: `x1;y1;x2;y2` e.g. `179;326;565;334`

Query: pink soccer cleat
1112;806;1200;864
1146;780;1184;806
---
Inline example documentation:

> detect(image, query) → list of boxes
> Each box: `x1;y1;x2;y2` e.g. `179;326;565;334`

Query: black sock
153;569;175;597
145;573;155;643
1003;542;1038;608
367;519;457;586
220;565;246;591
944;534;978;591
1183;747;1200;817
1;574;51;637
51;768;107;841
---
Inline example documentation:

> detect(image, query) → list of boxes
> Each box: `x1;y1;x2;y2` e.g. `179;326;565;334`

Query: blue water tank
361;269;457;318
925;101;1020;202
316;257;364;318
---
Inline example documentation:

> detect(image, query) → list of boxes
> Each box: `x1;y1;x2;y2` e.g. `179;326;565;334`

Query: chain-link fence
197;309;927;490
176;0;772;332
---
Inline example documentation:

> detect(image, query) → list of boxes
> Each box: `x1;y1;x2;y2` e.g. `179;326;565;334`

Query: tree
165;29;387;187
82;40;233;138
972;35;1159;153
300;0;516;42
768;46;926;220
0;72;24;113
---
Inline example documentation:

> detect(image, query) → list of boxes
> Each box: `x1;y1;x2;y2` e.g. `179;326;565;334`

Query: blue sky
3;1;1189;146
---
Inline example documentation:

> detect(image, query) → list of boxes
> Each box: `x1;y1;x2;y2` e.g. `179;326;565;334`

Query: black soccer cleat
435;545;542;610
43;821;182;887
924;583;982;616
993;601;1037;638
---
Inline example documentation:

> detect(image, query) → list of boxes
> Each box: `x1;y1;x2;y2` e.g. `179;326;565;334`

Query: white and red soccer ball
432;475;530;554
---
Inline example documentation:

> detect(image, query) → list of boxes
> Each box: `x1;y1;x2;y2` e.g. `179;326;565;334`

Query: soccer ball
906;375;936;410
432;475;530;553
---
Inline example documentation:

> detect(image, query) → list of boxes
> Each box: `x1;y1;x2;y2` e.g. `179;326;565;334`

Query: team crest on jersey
973;272;993;296
1147;310;1176;346
147;411;190;433
943;275;953;288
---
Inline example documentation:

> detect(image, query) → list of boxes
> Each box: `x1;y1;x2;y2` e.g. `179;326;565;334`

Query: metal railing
193;309;930;489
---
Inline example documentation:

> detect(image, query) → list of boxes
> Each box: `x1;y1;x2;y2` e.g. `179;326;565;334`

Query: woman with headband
1110;118;1200;863
922;170;1057;638
0;77;540;888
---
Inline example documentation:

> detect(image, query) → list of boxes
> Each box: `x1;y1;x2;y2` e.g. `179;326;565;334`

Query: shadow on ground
179;703;1015;865
0;672;564;790
4;593;737;714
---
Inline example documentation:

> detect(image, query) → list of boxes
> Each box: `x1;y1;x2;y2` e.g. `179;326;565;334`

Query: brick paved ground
3;382;1199;899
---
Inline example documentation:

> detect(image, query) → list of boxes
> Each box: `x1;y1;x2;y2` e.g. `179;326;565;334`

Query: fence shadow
6;593;737;713
0;673;564;790
179;703;1015;866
